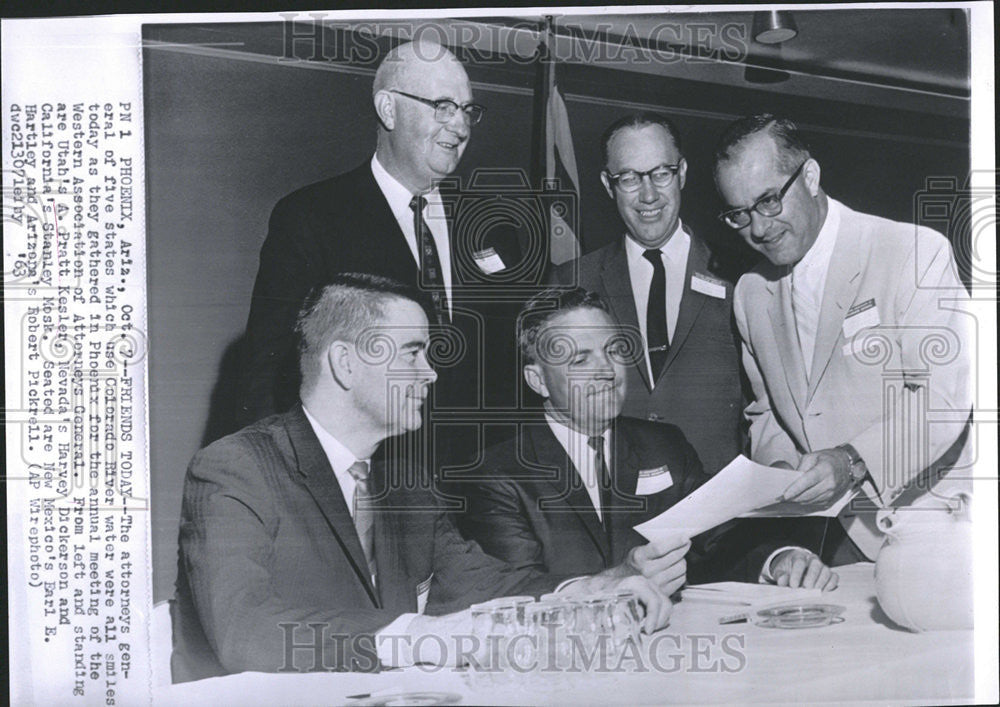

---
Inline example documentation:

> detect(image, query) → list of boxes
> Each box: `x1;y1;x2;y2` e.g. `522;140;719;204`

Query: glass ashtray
754;602;846;629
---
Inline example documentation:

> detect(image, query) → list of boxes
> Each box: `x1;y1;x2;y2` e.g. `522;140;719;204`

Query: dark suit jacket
172;406;560;683
453;416;781;584
238;161;540;429
551;229;743;473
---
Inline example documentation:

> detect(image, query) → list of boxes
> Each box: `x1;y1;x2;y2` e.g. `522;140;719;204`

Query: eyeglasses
718;161;807;229
389;90;486;126
604;164;682;192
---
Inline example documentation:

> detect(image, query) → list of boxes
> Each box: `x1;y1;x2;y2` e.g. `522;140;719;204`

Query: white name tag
416;573;433;614
635;466;674;495
690;274;726;299
842;298;880;338
473;247;506;274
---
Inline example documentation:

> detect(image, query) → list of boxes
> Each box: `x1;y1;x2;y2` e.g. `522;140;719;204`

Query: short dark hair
296;273;428;391
713;113;811;177
600;112;683;167
517;287;610;365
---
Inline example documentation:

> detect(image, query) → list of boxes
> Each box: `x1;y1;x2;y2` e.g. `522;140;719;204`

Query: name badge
691;273;726;299
473;247;506;274
635;465;674;495
416;573;433;614
842;298;880;338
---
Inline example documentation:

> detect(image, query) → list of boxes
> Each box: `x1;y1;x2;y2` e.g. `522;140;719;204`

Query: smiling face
377;52;473;193
351;298;438;439
714;132;825;266
602;123;687;250
524;307;627;436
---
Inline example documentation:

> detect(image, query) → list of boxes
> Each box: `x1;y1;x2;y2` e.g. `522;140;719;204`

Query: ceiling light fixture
752;10;798;44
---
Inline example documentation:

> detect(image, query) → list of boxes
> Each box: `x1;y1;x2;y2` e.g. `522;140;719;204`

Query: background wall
144;23;970;602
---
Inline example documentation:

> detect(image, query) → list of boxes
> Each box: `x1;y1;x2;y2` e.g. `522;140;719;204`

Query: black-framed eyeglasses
604;164;682;193
718;161;807;229
389;90;486;126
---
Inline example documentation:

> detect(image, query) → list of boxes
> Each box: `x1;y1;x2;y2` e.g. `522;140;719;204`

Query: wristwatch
836;443;867;486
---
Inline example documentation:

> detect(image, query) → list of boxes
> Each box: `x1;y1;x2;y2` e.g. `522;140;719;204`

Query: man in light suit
455;286;839;591
238;39;537;433
173;274;677;682
551;113;742;474
713;114;972;563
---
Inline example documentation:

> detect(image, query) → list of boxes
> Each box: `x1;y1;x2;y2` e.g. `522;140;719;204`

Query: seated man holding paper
713;115;972;564
172;275;678;682
453;287;837;594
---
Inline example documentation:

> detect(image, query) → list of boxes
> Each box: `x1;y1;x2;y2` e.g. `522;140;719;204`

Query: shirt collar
302;406;368;479
792;197;841;284
624;219;688;266
544;411;609;461
371;153;440;218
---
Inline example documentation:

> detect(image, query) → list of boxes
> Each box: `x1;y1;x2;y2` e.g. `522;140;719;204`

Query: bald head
373;40;465;97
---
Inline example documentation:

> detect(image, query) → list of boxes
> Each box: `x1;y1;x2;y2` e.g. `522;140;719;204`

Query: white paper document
634;455;856;542
680;581;823;607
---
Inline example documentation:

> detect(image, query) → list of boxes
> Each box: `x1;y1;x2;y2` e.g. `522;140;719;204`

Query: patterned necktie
409;195;447;323
347;460;377;587
642;248;669;381
791;274;818;379
588;435;614;530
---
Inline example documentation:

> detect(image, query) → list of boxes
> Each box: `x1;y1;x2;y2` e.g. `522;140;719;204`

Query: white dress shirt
624;222;690;382
370;154;453;316
790;199;841;374
545;412;611;521
302;407;416;664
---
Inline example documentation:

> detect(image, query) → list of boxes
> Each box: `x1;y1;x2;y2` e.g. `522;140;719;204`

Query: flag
533;17;581;267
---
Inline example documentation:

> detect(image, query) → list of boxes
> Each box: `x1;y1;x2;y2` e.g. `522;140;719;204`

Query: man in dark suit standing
454;287;838;590
174;275;677;682
238;39;533;435
550;113;742;474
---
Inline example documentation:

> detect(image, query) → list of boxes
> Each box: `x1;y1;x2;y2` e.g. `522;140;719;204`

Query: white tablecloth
154;563;974;705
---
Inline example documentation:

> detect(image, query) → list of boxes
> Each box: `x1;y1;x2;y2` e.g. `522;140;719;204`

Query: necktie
642;249;669;381
791;274;818;379
347;460;377;587
409;195;447;323
588;435;614;530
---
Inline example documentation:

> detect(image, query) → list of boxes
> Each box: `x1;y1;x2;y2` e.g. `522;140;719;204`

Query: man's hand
561;573;673;634
769;549;839;591
780;448;853;506
624;535;691;598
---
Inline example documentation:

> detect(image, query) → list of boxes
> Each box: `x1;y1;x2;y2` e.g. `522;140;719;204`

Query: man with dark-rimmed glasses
550;112;744;476
238;40;530;462
713;114;972;566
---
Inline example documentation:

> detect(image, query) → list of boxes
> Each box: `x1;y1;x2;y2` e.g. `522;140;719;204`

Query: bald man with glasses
238;40;531;445
550;113;743;475
713;114;972;565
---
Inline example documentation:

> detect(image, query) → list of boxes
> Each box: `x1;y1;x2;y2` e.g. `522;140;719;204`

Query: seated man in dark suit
455;287;839;590
172;274;679;682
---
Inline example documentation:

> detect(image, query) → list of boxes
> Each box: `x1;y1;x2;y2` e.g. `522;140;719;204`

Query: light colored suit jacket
733;199;972;557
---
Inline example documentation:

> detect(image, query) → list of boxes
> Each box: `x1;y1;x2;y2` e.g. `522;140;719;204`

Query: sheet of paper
633;455;856;542
680;581;823;607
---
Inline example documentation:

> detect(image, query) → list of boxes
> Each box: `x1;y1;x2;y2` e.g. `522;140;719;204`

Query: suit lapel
766;272;809;418
284;407;380;607
807;217;864;402
358;164;420;273
527;423;611;564
600;243;651;391
660;231;709;377
606;421;645;552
